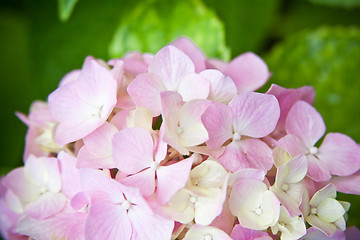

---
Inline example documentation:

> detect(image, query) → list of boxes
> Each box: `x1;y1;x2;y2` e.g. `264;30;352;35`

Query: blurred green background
1;0;360;232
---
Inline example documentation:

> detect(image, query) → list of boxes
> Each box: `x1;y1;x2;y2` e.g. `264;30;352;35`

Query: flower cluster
1;37;360;240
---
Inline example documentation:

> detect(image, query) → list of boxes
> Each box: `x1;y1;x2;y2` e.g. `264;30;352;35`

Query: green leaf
57;0;79;22
307;0;360;8
108;0;229;60
204;0;280;56
265;26;360;142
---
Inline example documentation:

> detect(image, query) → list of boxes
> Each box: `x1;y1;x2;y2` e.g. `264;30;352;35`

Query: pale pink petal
17;212;87;240
24;192;66;219
210;198;236;235
160;91;189;155
271;187;302;217
286;101;325;148
278;134;308;157
120;168;156;196
199;69;237;103
201;103;233;149
110;109;131;130
59;69;81;87
170;37;207;72
79;169;125;204
154;128;168;163
206;58;227;71
112;127;154;174
48;60;117;146
266;84;315;140
224;52;270;93
229;169;266;187
331;171;360;194
77;122;117;169
57;151;81;199
229;92;280;138
41;157;62;193
2;168;40;203
127;205;174;240
71;192;91;211
318;133;360;177
306;215;338;236
307;154;332;182
177;73;210;101
85;202;132;240
127;73;166;116
218;139;273;172
149;45;195;91
231;224;272;240
300;227;345;240
156;157;194;205
179;99;211;147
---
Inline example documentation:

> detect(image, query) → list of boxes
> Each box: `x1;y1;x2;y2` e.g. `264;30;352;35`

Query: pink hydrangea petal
210;198;236;235
110;109;131;130
58;69;81;87
345;226;360;240
154;128;168;163
127;205;174;240
17;212;87;240
300;227;345;240
149;45;195;91
170;37;207;72
24;192;67;219
160;91;189;155
2;168;40;203
120;168;156;197
224;52;270;93
127;73;166;116
201;103;233;149
199;69;237;104
85;202;132;240
331;171;360;194
272;188;302;217
177;73;210;102
71;192;91;211
218;139;273;172
79;168;125;204
48;60;117;146
278;134;308;157
306;215;338;237
112;127;154;174
178;99;211;147
307;154;331;182
77;122;117;169
156;157;194;205
286;101;325;148
230;224;272;240
206;58;227;72
229;92;280;138
57;151;81;199
267;84;315;139
318;133;360;177
4;189;23;214
41;157;62;193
